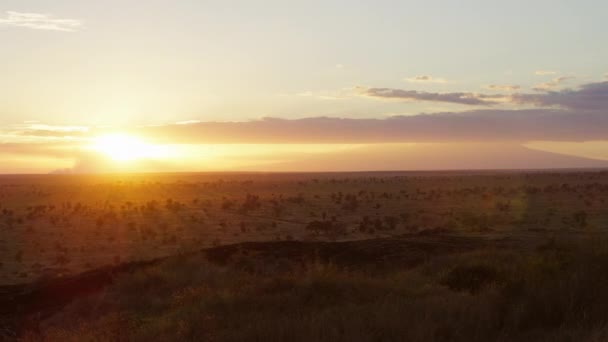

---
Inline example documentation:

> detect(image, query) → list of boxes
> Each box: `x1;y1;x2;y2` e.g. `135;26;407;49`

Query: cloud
24;124;88;133
359;87;506;106
291;88;352;100
3;80;608;173
4;124;89;140
513;81;608;110
5;80;599;147
175;120;201;125
122;81;608;144
533;76;575;91
2;81;606;167
359;79;607;110
486;84;521;92
405;75;448;83
535;70;558;76
0;11;82;32
131;110;607;146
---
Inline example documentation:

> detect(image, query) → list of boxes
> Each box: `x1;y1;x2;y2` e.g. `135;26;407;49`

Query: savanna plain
2;170;608;341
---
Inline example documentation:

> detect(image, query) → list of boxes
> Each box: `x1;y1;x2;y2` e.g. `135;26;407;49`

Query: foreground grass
20;238;608;342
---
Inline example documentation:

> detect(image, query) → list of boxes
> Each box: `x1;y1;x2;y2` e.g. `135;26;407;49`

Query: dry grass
1;170;607;285
17;236;608;342
1;170;607;341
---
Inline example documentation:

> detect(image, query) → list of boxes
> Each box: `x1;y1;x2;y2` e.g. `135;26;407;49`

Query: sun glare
92;133;170;162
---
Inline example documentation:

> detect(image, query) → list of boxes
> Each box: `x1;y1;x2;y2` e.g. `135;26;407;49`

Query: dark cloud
360;81;608;111
359;87;505;106
513;81;608;110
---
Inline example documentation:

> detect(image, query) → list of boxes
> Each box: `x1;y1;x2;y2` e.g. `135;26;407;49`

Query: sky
0;0;607;173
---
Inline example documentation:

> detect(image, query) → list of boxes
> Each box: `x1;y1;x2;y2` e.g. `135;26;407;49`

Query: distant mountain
263;143;608;172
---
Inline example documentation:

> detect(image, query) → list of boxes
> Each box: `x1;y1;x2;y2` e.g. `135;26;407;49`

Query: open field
1;170;608;340
1;170;607;285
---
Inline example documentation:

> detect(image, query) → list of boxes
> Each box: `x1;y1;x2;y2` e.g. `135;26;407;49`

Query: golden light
92;133;170;162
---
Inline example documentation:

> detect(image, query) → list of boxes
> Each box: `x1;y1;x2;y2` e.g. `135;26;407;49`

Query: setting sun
92;133;170;162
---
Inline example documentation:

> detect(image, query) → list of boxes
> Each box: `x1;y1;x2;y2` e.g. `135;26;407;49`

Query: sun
92;133;169;162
